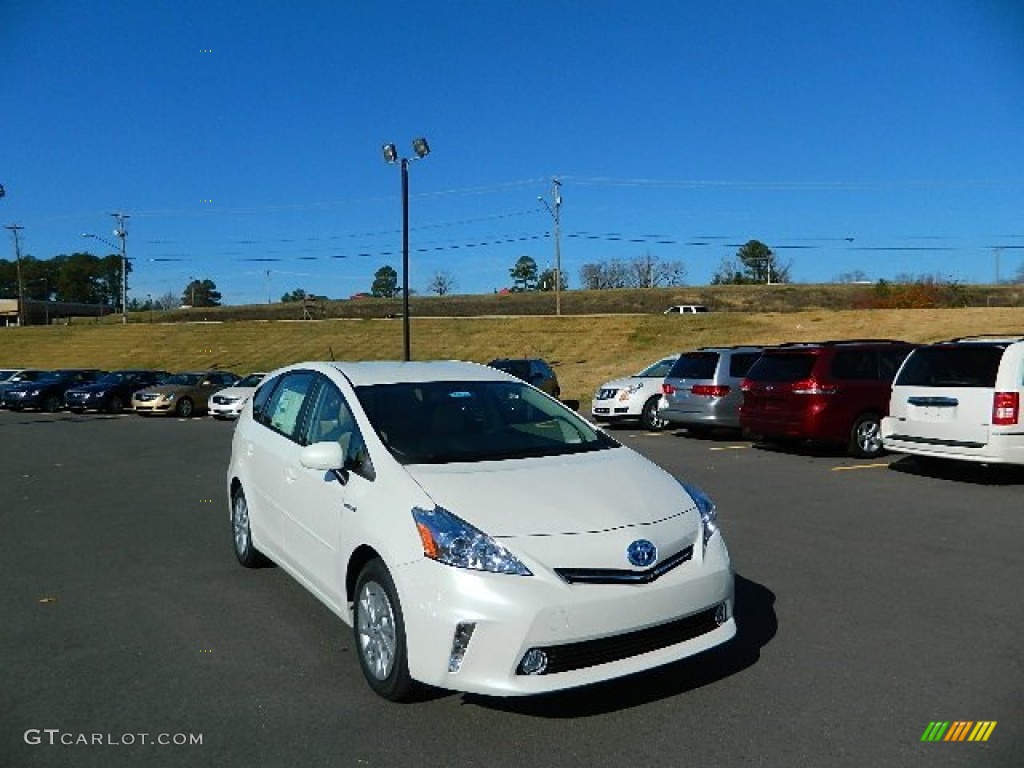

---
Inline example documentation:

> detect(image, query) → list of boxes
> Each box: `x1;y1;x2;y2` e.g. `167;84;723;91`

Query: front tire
106;395;124;414
353;559;417;702
43;395;61;413
231;488;266;568
849;413;884;458
639;396;667;431
175;398;194;418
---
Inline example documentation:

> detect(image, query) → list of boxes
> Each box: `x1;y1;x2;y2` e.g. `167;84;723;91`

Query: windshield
0;370;18;382
165;373;202;386
356;380;618;464
98;371;144;384
635;358;678;378
238;373;265;388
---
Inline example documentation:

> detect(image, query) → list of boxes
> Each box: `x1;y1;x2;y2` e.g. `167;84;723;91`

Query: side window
251;377;278;419
304;378;373;479
259;371;316;442
832;350;877;380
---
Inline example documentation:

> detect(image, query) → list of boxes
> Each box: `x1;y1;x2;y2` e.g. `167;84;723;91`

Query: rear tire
849;413;884;458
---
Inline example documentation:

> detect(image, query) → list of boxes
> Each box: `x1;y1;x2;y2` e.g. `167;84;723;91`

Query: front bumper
392;534;735;696
132;399;175;414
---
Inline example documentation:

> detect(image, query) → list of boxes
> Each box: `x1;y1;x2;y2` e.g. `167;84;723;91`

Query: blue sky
3;0;1024;305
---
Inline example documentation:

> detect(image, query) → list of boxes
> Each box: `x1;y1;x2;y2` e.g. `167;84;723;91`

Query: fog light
714;603;728;626
518;648;548;675
448;622;476;673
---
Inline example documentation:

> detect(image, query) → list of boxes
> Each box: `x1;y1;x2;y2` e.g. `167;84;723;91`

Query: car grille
520;605;722;675
212;395;238;405
555;545;693;585
135;393;159;402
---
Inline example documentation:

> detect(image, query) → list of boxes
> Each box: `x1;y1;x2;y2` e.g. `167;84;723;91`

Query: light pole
83;219;129;323
538;178;563;315
382;137;430;361
4;224;25;326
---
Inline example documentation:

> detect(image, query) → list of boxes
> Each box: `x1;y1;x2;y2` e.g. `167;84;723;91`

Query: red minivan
739;339;918;457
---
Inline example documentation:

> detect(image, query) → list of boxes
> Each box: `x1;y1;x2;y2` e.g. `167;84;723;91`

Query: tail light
691;384;730;397
662;383;675;395
791;379;838;395
993;391;1019;426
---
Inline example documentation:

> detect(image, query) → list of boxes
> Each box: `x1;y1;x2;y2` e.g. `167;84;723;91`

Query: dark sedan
64;369;170;414
2;369;105;412
0;369;50;408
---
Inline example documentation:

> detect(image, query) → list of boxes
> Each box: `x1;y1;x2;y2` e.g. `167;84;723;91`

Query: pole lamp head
382;143;398;164
412;137;430;159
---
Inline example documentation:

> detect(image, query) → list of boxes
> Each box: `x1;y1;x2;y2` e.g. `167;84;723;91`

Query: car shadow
667;427;747;443
464;573;777;716
749;438;849;458
888;455;1024;486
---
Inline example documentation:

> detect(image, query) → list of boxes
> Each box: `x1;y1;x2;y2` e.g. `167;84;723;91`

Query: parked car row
590;335;1024;465
0;367;265;418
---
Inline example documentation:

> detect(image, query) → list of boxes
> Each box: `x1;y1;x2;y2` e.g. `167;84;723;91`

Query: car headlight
412;506;532;576
27;389;41;396
164;393;175;401
680;482;718;548
92;391;106;398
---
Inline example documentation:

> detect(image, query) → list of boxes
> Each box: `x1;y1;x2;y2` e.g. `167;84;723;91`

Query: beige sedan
132;370;240;417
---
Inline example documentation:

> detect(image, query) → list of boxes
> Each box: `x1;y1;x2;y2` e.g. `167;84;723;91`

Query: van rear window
895;346;1004;388
667;352;719;379
744;353;816;383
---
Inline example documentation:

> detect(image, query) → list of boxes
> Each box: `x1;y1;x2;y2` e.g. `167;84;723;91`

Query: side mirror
300;441;349;485
299;441;345;471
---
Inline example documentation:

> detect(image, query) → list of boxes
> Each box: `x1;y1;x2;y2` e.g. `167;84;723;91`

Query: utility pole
994;247;1003;285
4;224;25;326
110;212;130;323
538;178;563;316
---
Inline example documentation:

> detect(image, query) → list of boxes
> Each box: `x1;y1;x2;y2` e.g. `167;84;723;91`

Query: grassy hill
2;303;1022;403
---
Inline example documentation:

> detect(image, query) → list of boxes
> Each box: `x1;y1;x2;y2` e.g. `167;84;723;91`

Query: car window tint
728;353;761;378
895;346;1003;388
745;353;816;382
251;377;278;419
356;380;616;464
879;348;914;381
261;371;316;441
831;350;878;380
304;379;373;477
667;352;719;379
636;358;677;377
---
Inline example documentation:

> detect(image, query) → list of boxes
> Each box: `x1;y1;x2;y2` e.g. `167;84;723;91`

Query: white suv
882;335;1024;465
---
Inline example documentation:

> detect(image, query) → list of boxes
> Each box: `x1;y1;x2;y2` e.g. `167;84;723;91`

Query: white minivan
881;336;1024;465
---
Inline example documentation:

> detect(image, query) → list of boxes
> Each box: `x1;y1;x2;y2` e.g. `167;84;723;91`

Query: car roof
691;345;765;353
766;339;913;350
276;360;516;387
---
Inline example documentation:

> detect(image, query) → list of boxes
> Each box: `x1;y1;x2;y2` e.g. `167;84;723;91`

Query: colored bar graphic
921;721;996;742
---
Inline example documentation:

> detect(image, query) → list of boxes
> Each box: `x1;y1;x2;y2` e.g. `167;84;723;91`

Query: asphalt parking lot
1;412;1020;768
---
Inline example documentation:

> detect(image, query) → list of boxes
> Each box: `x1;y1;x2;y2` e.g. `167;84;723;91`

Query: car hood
213;386;256;398
136;385;197;396
403;447;694;537
598;376;659;391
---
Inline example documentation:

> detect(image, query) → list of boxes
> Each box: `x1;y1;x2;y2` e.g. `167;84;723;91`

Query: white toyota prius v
226;360;735;700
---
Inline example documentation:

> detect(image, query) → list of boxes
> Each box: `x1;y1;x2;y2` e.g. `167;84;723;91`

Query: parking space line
709;445;751;451
832;463;891;472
